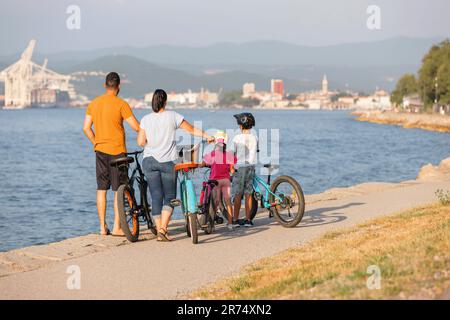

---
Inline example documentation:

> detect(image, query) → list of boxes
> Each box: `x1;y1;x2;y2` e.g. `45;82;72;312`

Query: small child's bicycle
248;164;305;227
175;141;218;244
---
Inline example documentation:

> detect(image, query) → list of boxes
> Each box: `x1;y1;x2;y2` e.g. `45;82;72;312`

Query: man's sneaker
244;220;254;227
226;224;234;231
232;220;241;228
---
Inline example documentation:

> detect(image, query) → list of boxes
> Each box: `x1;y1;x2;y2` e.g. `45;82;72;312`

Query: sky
0;0;449;54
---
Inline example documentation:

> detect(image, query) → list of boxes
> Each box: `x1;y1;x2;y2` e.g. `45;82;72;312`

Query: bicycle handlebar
126;150;144;156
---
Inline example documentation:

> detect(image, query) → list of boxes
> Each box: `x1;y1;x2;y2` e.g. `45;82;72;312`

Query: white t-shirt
231;132;258;168
140;110;184;162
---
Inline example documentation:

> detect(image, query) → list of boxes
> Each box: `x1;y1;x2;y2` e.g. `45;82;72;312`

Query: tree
219;90;260;107
418;39;450;108
390;74;418;106
437;59;450;105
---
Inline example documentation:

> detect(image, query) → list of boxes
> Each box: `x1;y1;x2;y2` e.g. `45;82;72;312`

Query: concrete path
0;179;449;299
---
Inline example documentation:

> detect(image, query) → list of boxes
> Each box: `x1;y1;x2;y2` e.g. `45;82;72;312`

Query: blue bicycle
248;164;305;228
175;141;216;244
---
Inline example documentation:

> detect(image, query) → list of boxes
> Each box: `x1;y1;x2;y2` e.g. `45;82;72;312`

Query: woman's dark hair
152;89;167;112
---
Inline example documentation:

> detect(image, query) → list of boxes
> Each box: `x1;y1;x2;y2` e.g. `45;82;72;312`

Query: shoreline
1;157;449;279
352;110;450;133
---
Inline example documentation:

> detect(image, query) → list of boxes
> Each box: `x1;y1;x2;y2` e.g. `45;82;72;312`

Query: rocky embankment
417;157;450;181
352;110;450;133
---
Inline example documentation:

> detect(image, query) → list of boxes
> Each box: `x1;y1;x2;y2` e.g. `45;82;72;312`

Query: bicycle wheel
188;213;198;244
185;215;191;237
250;193;259;221
136;177;157;236
269;176;305;227
117;184;140;242
219;197;231;222
204;196;215;234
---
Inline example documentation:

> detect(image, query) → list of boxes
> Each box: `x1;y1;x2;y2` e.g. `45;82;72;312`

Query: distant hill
64;55;298;98
1;37;446;96
37;36;442;67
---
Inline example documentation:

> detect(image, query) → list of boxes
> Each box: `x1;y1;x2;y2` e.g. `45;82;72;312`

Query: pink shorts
214;178;231;207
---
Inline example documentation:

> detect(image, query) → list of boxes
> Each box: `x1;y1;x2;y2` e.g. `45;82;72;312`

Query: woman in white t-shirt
137;89;214;242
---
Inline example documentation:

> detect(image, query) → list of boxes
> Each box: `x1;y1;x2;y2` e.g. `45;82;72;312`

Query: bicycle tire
219;197;231;222
250;193;259;221
140;179;157;236
185;215;191;237
269;175;305;228
204;197;215;234
117;184;140;242
188;213;198;244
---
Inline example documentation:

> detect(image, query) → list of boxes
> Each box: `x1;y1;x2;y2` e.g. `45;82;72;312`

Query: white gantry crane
0;40;72;109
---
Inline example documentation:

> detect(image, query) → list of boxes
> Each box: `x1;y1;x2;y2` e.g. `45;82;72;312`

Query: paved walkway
0;179;449;299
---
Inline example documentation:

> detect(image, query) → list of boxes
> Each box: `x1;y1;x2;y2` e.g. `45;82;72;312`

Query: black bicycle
111;150;157;242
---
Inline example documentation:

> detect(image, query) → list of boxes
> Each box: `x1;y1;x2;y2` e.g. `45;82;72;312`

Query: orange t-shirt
86;94;133;155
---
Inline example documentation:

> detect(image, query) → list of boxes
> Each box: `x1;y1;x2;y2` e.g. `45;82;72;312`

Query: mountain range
0;36;446;98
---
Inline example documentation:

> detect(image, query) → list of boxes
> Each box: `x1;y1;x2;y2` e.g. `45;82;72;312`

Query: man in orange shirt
83;72;140;236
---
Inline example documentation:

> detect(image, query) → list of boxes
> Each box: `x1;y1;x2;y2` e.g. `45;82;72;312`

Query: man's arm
83;115;95;145
125;115;140;132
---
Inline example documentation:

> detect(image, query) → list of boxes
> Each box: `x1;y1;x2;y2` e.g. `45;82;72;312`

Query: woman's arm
179;120;214;142
137;128;147;147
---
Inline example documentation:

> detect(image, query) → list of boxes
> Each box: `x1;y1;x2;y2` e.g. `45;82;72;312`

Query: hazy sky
0;0;449;54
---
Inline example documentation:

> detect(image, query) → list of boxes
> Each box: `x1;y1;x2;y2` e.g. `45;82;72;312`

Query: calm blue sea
0;108;449;251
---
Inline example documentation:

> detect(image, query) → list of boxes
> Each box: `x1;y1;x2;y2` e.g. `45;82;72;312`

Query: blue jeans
142;157;176;216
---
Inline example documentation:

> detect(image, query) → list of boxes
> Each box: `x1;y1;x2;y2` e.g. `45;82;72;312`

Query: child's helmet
214;130;228;144
233;113;255;129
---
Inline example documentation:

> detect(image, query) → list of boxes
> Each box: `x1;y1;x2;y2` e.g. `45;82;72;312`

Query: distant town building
198;87;219;106
356;90;392;110
144;92;154;104
242;82;256;97
322;75;328;96
402;94;423;113
270;79;284;96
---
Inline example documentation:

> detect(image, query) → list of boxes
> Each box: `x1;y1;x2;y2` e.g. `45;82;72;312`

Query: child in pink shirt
202;131;236;230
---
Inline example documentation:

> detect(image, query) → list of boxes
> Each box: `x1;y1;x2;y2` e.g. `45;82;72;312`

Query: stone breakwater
352;110;450;133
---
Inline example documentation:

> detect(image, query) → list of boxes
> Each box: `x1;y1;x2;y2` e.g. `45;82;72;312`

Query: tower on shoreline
322;74;328;96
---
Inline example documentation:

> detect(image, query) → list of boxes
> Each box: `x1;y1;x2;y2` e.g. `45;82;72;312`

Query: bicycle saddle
110;156;134;167
174;162;200;171
207;180;219;186
263;163;279;170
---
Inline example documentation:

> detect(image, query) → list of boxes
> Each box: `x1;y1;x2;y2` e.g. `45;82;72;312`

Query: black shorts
95;151;128;191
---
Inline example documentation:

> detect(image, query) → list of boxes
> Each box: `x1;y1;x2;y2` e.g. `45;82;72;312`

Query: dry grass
190;203;450;299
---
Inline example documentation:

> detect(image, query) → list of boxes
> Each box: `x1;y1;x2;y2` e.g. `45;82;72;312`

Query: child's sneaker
244;220;254;227
232;220;241;228
226;224;234;231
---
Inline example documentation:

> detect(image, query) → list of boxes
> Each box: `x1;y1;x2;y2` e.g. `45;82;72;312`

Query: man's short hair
105;72;120;89
152;89;167;112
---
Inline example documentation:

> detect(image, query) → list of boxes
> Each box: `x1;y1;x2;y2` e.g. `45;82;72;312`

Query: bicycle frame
252;174;283;209
125;152;151;221
178;170;198;215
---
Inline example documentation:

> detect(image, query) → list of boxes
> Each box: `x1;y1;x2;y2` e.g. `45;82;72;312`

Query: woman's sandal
157;229;172;242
